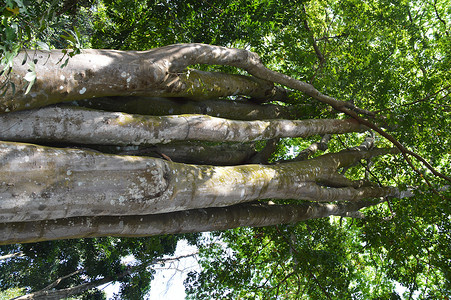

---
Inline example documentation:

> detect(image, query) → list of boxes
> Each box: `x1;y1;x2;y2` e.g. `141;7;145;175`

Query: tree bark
0;142;399;223
2;47;288;113
0;201;373;245
75;96;304;120
0;43;411;244
106;142;258;166
0;106;365;145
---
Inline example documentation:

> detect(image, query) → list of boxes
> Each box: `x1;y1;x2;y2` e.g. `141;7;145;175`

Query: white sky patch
100;240;200;299
148;240;200;299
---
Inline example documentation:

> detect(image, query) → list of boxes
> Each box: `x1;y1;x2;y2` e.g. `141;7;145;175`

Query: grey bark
1;201;373;245
74;96;303;120
0;142;399;223
0;43;407;245
2;44;372;115
1;47;287;113
106;142;258;165
0;106;365;145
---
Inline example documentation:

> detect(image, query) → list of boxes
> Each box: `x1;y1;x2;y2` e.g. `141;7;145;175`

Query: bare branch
374;85;450;113
0;251;24;261
41;269;84;291
293;134;331;161
0;106;366;145
0;201;378;245
340;107;451;186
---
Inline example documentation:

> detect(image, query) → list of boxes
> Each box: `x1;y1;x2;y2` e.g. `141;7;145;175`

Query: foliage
0;235;184;299
0;287;25;299
0;0;94;95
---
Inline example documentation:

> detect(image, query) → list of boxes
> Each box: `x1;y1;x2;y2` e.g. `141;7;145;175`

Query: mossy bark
0;106;365;145
0;202;372;245
75;96;304;121
0;142;399;223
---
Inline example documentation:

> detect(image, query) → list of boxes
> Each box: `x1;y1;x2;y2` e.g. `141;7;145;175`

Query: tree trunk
0;43;408;244
0;142;399;223
0;106;364;145
1;201;373;245
2;46;287;113
75;96;305;120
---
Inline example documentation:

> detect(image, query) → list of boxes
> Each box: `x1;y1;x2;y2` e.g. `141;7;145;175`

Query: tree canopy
0;0;450;299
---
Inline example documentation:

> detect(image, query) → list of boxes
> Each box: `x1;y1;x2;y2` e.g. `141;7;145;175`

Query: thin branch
295;134;331;161
41;269;84;291
275;226;332;300
13;269;125;300
374;86;450;114
302;4;325;64
14;253;194;300
0;251;24;261
340;107;451;188
432;0;449;36
276;134;331;164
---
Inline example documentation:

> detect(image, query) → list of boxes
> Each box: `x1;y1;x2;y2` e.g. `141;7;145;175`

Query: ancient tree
2;42;451;249
0;43;432;245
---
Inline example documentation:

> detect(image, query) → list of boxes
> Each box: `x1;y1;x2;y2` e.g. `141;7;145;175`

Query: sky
100;240;200;299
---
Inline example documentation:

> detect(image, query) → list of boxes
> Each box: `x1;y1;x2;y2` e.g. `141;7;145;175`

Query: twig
275;226;333;300
374;86;450;114
339;107;451;191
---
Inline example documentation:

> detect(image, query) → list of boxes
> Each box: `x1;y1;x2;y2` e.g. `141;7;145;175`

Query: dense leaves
0;236;183;299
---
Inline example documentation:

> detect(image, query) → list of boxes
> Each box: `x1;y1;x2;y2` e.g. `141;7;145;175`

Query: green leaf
24;78;35;94
23;71;36;82
36;41;50;51
61;57;69;68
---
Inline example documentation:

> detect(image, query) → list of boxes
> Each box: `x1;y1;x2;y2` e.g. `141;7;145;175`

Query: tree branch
340;107;451;185
302;4;325;64
41;269;84;291
432;0;449;36
0;106;366;145
374;85;450;114
0;201;378;245
294;134;331;161
75;96;302;121
0;251;24;261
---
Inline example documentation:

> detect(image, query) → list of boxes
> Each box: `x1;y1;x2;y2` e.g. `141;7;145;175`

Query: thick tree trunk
75;96;305;120
105;142;258;165
0;106;365;145
0;142;399;223
0;201;373;245
2;43;372;114
2;47;288;113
